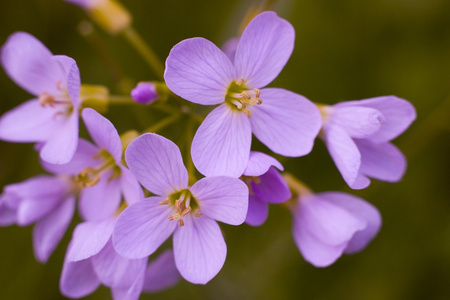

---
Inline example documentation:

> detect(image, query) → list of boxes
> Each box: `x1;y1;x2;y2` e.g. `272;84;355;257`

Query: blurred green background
1;0;450;299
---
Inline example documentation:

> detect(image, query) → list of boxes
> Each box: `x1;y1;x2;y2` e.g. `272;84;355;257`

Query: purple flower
291;191;381;267
43;108;142;221
131;82;159;104
164;11;321;177
242;152;291;226
113;133;248;284
0;175;76;263
321;96;416;189
0;32;81;164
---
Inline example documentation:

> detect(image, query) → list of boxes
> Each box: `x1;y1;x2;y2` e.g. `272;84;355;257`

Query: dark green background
1;0;449;299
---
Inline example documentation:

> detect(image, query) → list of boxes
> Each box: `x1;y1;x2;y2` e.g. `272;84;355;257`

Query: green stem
108;95;135;104
185;116;196;185
143;112;181;133
122;26;165;79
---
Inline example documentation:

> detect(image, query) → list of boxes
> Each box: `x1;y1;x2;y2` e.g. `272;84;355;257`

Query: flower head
290;191;381;267
43;108;142;221
131;82;159;105
320;96;416;189
164;11;321;177
0;32;81;164
242;152;291;226
113;133;248;284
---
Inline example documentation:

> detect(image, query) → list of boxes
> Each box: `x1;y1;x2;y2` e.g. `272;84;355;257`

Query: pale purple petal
234;12;294;88
1;32;64;96
82;108;122;163
245;194;268;227
39;110;79;164
67;219;115;262
79;175;121;221
120;166;143;206
243;151;283;177
351;171;371;190
143;249;181;293
327;106;384;138
190;176;248;225
250;88;321;157
65;0;100;9
222;37;239;63
319;192;382;254
41;138;98;175
92;239;147;289
66;61;81;107
324;125;363;189
0;99;58;142
252;167;291;204
112;273;144;300
125;133;188;196
192;104;251;177
164;37;235;105
173;215;226;284
52;55;76;74
131;82;159;105
0;196;17;226
60;249;100;299
292;194;366;267
338;96;416;142
356;139;407;182
33;197;75;263
113;197;177;259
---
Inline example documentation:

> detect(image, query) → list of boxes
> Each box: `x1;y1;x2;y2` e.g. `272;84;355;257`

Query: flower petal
39;110;79;164
252;167;291;204
245;194;269;227
192;104;251;177
67;219;116;262
327;106;384;138
125;133;188;196
143;249;181;293
0;196;17;226
41;138;99;175
324;125;363;189
221;37;239;64
338;96;416;142
1;32;64;96
318;192;382;254
82;108;122;163
111;274;144;300
190;176;248;225
60;251;100;298
0;99;58;142
243;151;283;177
120;166;143;206
164;37;235;105
234;12;295;88
33;196;75;263
173;215;226;284
113;197;177;259
66;60;81;107
356;139;407;182
292;194;366;267
250;88;321;157
92;239;147;289
79;175;122;221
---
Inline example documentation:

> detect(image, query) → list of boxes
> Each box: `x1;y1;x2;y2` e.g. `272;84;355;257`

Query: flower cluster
0;4;415;300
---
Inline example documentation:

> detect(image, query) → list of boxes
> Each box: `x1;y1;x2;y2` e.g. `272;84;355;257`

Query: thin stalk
143;112;181;134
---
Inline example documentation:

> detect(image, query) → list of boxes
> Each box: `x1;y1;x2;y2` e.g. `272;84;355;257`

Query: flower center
159;189;202;227
240;175;260;195
75;149;121;187
225;79;262;117
38;81;74;116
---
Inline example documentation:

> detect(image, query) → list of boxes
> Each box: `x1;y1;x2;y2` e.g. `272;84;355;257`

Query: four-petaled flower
113;133;248;284
165;11;322;177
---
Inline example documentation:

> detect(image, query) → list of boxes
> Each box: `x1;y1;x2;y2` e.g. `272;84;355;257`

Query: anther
181;206;191;217
169;212;181;221
39;92;56;107
178;219;185;226
194;209;202;217
235;78;245;85
174;199;181;211
241;91;251;99
232;100;243;110
159;199;169;205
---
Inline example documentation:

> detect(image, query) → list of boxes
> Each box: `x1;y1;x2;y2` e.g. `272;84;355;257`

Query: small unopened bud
131;82;159;105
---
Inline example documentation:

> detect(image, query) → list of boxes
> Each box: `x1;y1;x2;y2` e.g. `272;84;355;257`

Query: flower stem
143;112;182;134
122;27;165;80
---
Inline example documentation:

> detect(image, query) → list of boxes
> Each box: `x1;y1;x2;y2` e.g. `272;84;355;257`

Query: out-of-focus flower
131;82;159;105
242;152;291;226
0;32;81;164
113;133;248;284
165;11;321;177
290;190;381;267
0;175;77;263
43;108;141;221
65;0;131;34
320;96;416;189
